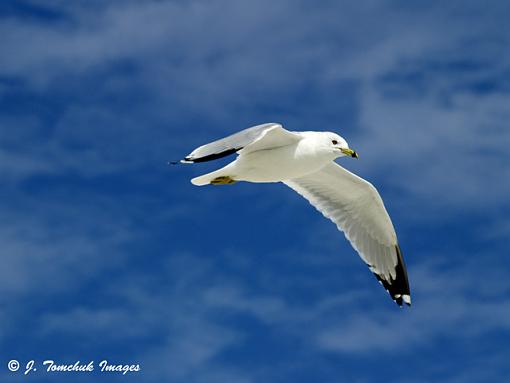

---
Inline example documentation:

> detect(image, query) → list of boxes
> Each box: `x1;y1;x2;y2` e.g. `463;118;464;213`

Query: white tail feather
190;161;237;186
191;174;213;186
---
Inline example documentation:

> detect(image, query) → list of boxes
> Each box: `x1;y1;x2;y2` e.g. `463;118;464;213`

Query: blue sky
1;1;510;382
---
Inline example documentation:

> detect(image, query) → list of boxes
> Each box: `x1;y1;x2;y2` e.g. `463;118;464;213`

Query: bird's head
319;132;358;159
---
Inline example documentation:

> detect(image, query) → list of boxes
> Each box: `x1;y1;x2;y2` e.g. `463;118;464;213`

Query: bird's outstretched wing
181;123;300;163
284;162;411;306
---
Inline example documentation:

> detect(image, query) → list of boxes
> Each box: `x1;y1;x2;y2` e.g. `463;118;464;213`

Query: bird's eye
332;140;338;145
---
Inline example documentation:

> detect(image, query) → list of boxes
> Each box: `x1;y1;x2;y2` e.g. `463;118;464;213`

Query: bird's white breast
233;137;333;182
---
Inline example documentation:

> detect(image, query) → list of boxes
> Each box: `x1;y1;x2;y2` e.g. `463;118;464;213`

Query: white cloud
1;3;509;381
352;73;510;216
1;0;508;219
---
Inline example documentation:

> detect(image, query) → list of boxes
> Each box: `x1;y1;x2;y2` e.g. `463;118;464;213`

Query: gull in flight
174;123;411;306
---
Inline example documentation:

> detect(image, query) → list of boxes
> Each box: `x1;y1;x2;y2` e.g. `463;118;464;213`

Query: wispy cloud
1;0;508;220
1;1;510;382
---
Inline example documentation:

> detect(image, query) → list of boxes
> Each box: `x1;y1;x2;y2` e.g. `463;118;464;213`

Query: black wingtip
372;244;411;307
187;148;239;163
168;158;194;165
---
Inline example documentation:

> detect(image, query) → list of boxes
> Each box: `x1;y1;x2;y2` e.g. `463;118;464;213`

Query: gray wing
284;162;411;306
182;123;298;163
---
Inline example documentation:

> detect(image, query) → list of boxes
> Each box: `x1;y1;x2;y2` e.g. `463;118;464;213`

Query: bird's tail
191;172;216;186
191;165;237;186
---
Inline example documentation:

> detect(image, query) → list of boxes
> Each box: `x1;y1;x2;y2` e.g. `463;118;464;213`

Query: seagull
174;123;411;306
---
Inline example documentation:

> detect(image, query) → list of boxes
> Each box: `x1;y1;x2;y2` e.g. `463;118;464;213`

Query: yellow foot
210;176;237;185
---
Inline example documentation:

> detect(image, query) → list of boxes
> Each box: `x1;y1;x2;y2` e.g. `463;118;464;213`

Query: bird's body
193;132;337;184
177;123;411;306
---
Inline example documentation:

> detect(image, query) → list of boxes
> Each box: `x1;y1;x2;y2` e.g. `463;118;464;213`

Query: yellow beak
340;148;359;158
